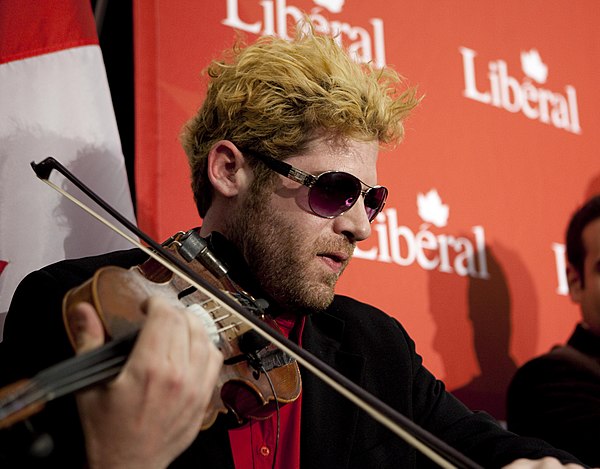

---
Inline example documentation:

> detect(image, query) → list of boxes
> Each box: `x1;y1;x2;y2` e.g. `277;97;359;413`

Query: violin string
0;364;124;424
32;333;135;402
0;332;137;424
0;381;41;420
47;366;124;400
211;313;232;322
216;323;243;334
43;359;125;399
34;332;136;387
202;304;223;314
187;304;243;339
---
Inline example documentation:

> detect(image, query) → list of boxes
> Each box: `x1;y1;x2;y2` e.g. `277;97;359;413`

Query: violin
0;228;301;431
70;229;303;428
0;157;482;469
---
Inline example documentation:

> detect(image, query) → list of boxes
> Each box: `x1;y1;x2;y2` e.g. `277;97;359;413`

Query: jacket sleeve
393;317;586;468
0;249;146;468
325;295;586;468
0;267;88;467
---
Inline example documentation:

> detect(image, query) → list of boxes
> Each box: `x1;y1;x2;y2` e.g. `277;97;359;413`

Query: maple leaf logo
0;260;7;276
520;49;548;84
313;0;345;13
417;189;449;228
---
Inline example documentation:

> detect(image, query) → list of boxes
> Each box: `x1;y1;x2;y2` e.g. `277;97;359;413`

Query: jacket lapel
300;311;366;469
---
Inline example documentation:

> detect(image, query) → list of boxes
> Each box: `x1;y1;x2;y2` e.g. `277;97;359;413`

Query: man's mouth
317;251;350;273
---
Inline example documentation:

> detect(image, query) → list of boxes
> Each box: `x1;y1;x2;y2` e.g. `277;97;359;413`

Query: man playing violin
0;29;589;468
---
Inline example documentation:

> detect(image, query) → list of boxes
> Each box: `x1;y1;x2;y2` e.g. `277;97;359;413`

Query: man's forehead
288;146;380;187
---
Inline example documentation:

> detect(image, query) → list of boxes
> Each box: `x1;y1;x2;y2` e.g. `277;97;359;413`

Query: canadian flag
0;0;137;339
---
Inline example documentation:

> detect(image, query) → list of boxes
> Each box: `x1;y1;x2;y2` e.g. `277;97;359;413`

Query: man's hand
504;457;589;468
69;297;223;469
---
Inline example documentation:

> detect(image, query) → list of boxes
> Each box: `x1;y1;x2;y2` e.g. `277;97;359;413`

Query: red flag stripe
0;0;98;65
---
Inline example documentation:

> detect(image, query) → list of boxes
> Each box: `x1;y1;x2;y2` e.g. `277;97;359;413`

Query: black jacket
0;247;584;468
507;324;600;467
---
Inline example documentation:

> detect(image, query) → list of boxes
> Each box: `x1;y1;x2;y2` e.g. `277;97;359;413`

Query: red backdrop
133;0;600;420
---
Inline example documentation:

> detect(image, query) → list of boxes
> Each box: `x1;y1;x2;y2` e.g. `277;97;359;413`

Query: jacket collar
299;308;366;468
569;323;600;358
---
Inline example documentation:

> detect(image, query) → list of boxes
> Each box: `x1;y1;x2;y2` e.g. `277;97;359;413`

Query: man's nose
332;198;372;243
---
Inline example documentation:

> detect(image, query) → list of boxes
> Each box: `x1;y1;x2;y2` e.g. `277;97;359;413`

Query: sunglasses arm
246;151;317;188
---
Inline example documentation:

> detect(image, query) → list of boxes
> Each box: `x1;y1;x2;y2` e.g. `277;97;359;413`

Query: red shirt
229;315;305;469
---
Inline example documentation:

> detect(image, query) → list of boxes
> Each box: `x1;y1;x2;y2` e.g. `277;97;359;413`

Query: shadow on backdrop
428;242;539;421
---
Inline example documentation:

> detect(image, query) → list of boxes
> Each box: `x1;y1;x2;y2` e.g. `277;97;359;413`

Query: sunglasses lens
364;186;388;222
309;172;362;218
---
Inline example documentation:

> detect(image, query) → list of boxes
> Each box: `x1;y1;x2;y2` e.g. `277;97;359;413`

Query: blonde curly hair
181;30;420;217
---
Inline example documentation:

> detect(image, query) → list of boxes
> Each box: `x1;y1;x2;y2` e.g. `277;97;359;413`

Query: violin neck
0;331;138;429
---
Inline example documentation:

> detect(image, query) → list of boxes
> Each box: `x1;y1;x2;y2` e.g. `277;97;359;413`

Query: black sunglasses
244;150;388;223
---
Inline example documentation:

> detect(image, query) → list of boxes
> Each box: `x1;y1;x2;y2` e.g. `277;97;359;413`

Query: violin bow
30;156;483;469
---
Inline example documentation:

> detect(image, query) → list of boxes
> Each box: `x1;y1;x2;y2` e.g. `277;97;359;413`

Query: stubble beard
224;190;352;315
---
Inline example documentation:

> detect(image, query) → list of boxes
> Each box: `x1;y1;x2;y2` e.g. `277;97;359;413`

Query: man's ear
207;140;250;197
567;263;584;304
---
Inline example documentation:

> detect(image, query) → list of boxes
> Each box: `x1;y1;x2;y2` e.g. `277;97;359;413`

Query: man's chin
291;284;336;315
